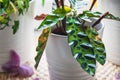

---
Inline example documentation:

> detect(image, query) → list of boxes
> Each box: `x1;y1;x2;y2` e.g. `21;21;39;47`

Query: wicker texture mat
0;53;120;80
95;61;120;80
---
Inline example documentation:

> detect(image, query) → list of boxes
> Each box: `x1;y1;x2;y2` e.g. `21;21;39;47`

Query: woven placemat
1;53;120;80
95;61;120;80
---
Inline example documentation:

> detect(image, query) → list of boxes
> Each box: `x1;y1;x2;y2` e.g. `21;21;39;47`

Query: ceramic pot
44;34;95;80
98;0;120;65
44;23;103;80
0;0;35;72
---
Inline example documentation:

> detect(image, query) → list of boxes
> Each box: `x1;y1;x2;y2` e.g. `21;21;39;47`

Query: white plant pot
0;0;35;72
44;34;95;80
98;0;120;65
44;23;103;80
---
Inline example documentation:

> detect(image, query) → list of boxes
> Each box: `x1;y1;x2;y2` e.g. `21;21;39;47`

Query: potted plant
0;0;35;79
98;0;120;66
34;0;120;79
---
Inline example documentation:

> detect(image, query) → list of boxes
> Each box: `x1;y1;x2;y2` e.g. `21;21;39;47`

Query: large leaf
85;27;106;65
66;17;96;76
79;10;120;22
35;28;50;69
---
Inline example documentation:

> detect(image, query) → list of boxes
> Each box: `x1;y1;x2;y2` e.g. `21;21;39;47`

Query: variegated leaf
66;17;96;76
35;28;50;68
79;10;120;21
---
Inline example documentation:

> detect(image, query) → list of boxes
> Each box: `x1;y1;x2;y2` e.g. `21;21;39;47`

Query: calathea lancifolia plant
0;0;31;34
35;0;120;76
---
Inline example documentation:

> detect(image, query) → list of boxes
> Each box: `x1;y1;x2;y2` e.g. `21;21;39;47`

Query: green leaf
79;10;120;21
15;0;29;14
66;17;96;76
12;20;19;34
37;13;65;29
16;1;24;11
35;28;50;69
85;27;106;65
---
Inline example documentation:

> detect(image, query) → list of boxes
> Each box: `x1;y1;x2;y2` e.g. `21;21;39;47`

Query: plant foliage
0;0;30;34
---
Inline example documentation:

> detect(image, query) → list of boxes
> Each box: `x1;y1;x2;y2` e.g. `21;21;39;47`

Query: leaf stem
89;0;97;11
92;12;109;27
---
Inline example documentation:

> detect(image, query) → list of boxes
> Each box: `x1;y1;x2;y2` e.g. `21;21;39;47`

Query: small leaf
12;20;19;34
35;14;47;20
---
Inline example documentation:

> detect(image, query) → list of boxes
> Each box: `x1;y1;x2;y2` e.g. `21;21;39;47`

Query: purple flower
115;72;120;80
18;65;34;77
2;50;34;78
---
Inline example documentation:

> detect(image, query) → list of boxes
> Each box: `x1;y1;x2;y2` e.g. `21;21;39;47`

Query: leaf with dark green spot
12;20;19;34
96;48;104;52
66;17;96;76
77;32;87;38
85;54;95;60
66;29;75;35
69;40;78;47
88;64;96;69
79;10;120;21
80;43;93;49
81;62;87;69
74;53;82;59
